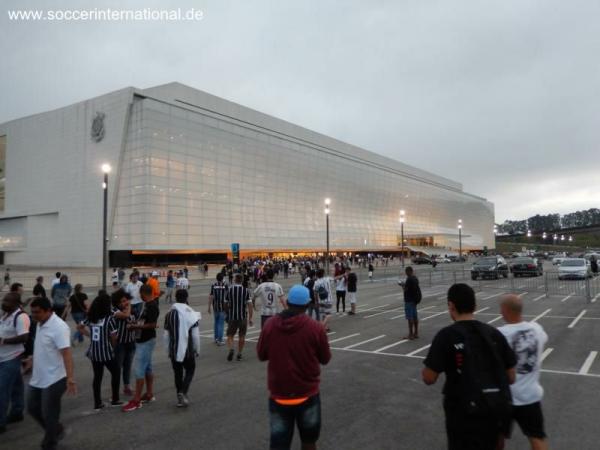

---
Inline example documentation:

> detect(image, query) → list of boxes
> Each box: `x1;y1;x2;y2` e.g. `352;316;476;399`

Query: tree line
496;208;600;235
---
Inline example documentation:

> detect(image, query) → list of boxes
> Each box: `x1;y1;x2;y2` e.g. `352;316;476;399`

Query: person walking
208;273;227;345
422;283;516;450
77;294;121;410
498;294;549;450
122;284;159;412
225;273;253;362
400;267;422;340
346;268;358;316
33;276;47;299
304;270;318;321
125;272;144;318
253;269;285;329
257;285;331;450
67;284;88;346
28;297;76;450
163;289;200;407
146;272;162;303
0;292;30;433
111;289;136;397
313;269;333;331
368;263;374;282
165;270;175;304
50;275;72;319
176;271;190;290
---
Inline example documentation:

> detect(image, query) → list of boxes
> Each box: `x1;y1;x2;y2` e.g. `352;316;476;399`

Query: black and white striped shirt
163;309;199;360
210;282;227;312
83;316;117;362
226;284;251;321
111;307;136;344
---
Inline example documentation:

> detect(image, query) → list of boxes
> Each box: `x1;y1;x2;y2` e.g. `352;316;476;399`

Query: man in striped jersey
163;289;200;407
111;290;137;397
225;273;253;362
208;273;227;345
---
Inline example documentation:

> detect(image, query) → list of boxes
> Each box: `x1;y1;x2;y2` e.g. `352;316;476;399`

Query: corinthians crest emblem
91;112;105;142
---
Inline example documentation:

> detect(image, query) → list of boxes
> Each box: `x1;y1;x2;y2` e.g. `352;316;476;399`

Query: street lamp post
325;198;331;275
400;210;405;267
101;163;111;291
458;219;463;261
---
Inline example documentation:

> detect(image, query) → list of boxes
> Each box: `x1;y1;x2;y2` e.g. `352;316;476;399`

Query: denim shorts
404;302;418;321
269;394;321;449
134;338;156;379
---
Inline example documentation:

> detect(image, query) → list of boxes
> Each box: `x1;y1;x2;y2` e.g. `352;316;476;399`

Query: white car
558;258;591;280
434;256;451;263
552;257;566;265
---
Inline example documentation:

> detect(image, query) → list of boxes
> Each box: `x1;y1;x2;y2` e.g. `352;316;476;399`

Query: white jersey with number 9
253;282;284;316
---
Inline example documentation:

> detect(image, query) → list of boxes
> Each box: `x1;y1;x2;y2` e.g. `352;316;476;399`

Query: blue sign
231;243;239;253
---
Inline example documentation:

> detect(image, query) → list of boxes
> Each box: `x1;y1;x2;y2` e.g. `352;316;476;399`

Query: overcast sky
1;0;599;222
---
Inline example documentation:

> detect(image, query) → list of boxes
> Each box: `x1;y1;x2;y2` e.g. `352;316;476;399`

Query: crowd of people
0;258;549;450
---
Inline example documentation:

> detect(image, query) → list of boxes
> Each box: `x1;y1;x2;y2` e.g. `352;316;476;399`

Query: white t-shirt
253;282;284;316
335;276;347;292
498;321;548;405
125;280;143;305
313;277;333;306
30;313;70;388
0;309;30;362
176;277;190;290
51;278;61;287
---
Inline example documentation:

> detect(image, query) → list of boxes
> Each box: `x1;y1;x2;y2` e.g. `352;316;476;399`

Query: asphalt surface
4;265;600;449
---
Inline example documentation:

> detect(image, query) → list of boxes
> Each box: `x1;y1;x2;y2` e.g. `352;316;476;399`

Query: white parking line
380;293;401;299
592;294;600;303
363;307;403;319
358;304;390;312
532;309;552;323
245;329;262;336
374;339;409;353
561;294;574;303
517;285;526;289
327;331;336;336
483;293;503;300
568;310;587;329
579;351;598;375
356;303;370;309
343;335;386;350
541;348;553;363
487;315;503;324
518;292;528;297
474;307;490;314
406;344;431;357
420;311;448;321
328;333;361;344
532;294;545;302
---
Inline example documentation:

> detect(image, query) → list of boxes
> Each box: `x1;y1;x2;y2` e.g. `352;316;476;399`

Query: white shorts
368;271;373;277
347;292;357;304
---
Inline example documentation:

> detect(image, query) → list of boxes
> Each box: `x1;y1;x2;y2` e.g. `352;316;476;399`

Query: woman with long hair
111;289;137;397
77;293;121;410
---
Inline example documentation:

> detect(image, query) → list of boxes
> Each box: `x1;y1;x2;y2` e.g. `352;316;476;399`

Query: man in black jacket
401;266;421;340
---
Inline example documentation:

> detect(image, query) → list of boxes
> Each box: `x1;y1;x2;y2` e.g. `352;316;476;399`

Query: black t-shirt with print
69;293;88;313
424;320;516;403
137;301;159;343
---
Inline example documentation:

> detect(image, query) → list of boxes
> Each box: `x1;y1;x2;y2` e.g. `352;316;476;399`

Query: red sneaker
140;393;156;403
122;400;142;412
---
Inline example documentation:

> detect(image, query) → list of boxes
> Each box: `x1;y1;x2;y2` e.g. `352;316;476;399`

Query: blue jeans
0;357;24;426
269;394;321;449
71;311;86;342
214;311;225;342
134;339;156;379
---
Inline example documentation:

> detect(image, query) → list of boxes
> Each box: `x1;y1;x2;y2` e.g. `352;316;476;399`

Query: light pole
101;163;111;291
458;219;463;261
400;210;405;267
542;232;547;240
324;198;331;275
527;230;532;238
553;234;557;245
569;235;573;243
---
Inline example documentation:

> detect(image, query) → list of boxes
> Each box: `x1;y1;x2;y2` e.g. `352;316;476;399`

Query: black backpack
316;283;329;302
454;321;512;423
414;278;422;304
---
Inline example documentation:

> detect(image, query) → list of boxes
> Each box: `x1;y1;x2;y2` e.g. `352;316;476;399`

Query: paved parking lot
5;269;600;449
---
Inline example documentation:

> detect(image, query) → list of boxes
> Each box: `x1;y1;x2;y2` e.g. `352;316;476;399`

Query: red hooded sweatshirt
257;311;331;399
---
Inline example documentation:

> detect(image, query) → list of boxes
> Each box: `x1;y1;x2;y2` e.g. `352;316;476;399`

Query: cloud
1;0;599;223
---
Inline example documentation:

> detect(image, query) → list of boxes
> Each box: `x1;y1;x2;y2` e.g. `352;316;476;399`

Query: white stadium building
0;83;494;267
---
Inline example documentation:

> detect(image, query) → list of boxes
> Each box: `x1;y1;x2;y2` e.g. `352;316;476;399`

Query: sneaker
123;387;133;396
94;403;106;412
176;393;184;408
140;393;156;403
217;340;225;346
348;311;355;316
236;353;243;361
227;349;234;361
110;400;124;407
181;394;190;407
122;400;142;412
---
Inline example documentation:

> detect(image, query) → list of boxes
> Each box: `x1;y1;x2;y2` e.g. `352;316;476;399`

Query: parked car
552;256;566;265
558;258;592;280
412;256;432;265
509;257;543;277
448;255;467;263
471;256;509;280
434;256;451;263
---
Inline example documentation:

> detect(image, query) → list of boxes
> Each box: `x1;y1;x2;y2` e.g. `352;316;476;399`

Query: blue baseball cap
287;285;311;306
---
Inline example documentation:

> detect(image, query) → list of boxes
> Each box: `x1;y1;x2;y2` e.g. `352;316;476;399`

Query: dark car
471;256;509;280
510;257;543;277
412;256;432;265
